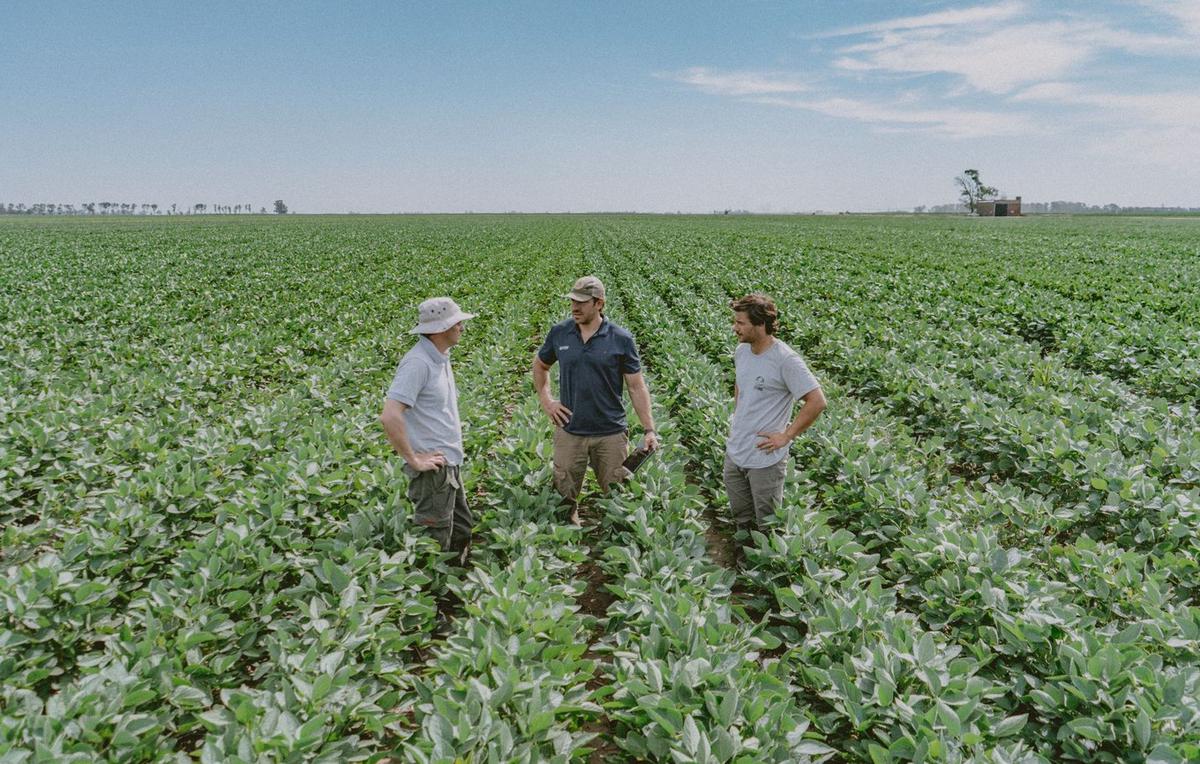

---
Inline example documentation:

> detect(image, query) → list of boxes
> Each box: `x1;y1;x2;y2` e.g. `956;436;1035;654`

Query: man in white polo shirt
379;297;476;563
725;293;826;537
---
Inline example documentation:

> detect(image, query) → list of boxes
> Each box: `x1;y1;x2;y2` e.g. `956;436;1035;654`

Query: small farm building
977;197;1022;217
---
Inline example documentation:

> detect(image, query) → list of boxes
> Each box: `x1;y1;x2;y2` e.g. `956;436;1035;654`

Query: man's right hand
541;399;572;427
407;451;447;472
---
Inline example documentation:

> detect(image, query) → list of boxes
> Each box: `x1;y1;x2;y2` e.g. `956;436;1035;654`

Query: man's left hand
643;431;660;452
755;431;791;452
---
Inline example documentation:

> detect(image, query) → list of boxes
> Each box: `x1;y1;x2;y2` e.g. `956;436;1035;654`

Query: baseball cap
566;276;605;302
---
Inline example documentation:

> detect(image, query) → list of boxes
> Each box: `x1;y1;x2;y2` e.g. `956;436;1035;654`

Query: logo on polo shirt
559;345;571;351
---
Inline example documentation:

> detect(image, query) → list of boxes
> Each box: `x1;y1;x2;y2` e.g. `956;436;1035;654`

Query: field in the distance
2;214;1198;763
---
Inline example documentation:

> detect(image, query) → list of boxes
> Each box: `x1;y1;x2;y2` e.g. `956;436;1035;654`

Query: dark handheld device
622;439;653;476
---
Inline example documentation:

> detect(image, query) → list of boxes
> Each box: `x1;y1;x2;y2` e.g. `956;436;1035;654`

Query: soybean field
2;213;1199;763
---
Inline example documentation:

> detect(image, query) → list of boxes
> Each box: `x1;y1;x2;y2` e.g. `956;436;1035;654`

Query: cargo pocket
404;467;427;503
398;465;450;550
552;464;573;501
551;428;576;499
601;432;632;488
410;469;452;527
603;462;633;489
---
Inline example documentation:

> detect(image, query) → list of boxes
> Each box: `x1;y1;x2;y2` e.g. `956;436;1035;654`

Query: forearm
783;399;825;440
532;360;553;404
381;411;417;462
629;384;656;432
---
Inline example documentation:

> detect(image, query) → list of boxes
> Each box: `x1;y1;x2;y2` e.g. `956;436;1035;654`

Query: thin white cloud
815;1;1027;38
750;95;1032;138
664;63;1040;138
835;21;1127;93
831;6;1198;93
662;4;1199;145
1136;0;1200;39
1011;80;1200;165
657;67;810;96
1086;125;1200;166
1008;82;1076;102
1011;81;1200;125
1077;24;1197;55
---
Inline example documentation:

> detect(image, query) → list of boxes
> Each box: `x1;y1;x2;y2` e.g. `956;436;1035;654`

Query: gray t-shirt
385;337;464;466
726;339;820;469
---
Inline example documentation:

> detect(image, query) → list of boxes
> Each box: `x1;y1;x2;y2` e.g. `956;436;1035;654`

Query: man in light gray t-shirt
725;294;827;537
380;297;476;565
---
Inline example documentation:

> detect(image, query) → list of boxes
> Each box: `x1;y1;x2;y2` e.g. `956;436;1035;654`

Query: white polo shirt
386;337;464;466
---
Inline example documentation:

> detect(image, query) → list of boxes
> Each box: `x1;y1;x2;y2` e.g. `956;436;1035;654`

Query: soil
574;498;622;762
702;506;740;570
583;725;624;763
577;556;616;621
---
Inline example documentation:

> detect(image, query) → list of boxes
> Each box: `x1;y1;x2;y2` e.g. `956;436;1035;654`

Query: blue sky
3;1;1198;212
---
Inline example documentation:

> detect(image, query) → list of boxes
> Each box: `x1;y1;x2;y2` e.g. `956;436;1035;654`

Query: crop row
603;222;1199;559
0;218;594;760
666;214;1199;402
584;259;835;762
594;222;1200;762
3;214;1199;762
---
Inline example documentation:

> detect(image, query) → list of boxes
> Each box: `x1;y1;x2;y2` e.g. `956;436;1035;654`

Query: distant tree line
916;201;1200;214
911;168;1200;215
0;202;279;215
1020;201;1200;214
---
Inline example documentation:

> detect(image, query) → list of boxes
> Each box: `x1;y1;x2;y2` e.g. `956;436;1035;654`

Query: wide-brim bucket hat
410;297;476;334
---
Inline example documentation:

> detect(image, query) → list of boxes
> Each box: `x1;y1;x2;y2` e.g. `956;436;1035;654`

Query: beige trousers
552;428;630;503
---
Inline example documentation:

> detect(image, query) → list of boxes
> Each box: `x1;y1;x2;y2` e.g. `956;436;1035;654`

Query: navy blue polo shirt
538;317;642;436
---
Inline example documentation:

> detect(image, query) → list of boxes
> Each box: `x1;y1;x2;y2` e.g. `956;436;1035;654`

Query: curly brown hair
730;293;778;335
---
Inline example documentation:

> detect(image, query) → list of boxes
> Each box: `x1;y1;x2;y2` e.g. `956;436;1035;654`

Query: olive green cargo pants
405;464;472;562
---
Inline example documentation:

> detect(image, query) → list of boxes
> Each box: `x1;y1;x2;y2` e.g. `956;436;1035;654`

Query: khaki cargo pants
405;464;473;561
722;454;787;532
552;428;630;504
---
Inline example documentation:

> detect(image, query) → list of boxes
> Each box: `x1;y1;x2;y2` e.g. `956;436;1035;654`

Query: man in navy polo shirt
532;276;659;524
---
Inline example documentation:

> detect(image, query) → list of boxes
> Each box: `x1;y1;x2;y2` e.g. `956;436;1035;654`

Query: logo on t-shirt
559;345;571;351
753;375;766;391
